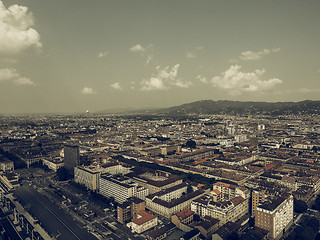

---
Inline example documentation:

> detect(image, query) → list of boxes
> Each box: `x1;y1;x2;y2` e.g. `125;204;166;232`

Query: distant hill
153;100;320;116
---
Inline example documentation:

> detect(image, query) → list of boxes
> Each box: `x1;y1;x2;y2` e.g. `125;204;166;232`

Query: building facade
255;194;293;239
99;175;135;204
129;170;183;194
191;194;249;225
64;145;80;175
117;197;145;224
127;210;158;234
74;166;101;191
146;187;205;219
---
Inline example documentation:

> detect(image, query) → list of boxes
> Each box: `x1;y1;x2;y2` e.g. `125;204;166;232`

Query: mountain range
100;100;320;116
155;100;320;116
111;100;320;116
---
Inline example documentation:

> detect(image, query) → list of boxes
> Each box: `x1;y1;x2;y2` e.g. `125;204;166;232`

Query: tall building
251;190;267;216
117;197;145;224
255;194;293;239
64;145;80;175
74;166;101;191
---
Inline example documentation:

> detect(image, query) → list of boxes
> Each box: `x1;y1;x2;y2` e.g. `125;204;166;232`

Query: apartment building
42;158;64;171
194;216;220;240
146;185;205;219
74;166;101;191
171;209;195;232
117;197;145;224
99;174;148;203
100;162;131;175
129;169;183;194
147;223;176;240
255;194;293;239
0;157;14;172
99;175;135;203
252;190;267;216
292;185;313;203
212;181;250;201
191;194;249;225
127;210;158;234
176;148;215;162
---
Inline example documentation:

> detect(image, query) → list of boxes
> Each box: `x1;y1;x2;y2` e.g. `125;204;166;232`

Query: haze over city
0;0;320;114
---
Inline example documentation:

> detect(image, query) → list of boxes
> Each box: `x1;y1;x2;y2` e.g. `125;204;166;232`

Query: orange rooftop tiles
176;209;194;220
133;210;157;225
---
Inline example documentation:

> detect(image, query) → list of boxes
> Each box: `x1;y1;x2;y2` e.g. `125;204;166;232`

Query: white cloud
82;87;95;95
129;44;154;64
13;77;36;85
0;1;42;54
172;79;192;88
232;48;280;61
0;68;36;85
0;68;19;81
129;44;145;53
110;82;122;91
97;52;108;58
210;65;283;95
197;75;207;84
141;77;166;91
141;64;192;91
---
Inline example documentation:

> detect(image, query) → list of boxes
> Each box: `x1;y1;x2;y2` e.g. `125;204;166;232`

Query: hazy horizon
1;0;320;114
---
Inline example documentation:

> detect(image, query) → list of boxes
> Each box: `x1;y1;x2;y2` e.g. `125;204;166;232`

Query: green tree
294;198;308;213
187;184;193;194
304;216;319;232
226;232;239;240
248;217;255;227
186;140;196;149
313;196;320;210
193;214;200;222
56;167;70;181
299;226;315;240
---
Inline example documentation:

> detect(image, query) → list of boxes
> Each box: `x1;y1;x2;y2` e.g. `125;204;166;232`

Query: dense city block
0;113;319;240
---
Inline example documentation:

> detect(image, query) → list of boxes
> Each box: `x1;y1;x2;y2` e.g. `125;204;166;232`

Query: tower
64;145;80;175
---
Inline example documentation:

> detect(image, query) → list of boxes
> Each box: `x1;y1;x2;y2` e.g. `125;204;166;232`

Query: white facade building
255;194;293;239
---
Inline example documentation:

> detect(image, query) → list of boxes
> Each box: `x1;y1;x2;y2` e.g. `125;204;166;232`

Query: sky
0;0;320;114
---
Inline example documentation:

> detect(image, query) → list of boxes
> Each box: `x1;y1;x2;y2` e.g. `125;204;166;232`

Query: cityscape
1;0;320;239
0;107;320;240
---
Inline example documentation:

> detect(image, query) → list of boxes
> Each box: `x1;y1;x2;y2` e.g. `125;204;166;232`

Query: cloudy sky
0;0;319;114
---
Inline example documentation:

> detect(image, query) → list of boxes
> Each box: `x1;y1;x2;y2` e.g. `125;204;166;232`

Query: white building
255;194;293;239
100;163;131;175
127;210;158;234
0;158;14;172
74;166;101;191
42;158;64;171
191;194;249;225
99;175;135;203
212;182;250;201
146;183;205;219
99;174;148;203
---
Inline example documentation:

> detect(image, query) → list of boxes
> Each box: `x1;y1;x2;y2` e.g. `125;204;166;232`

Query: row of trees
313;194;320;211
286;215;319;240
